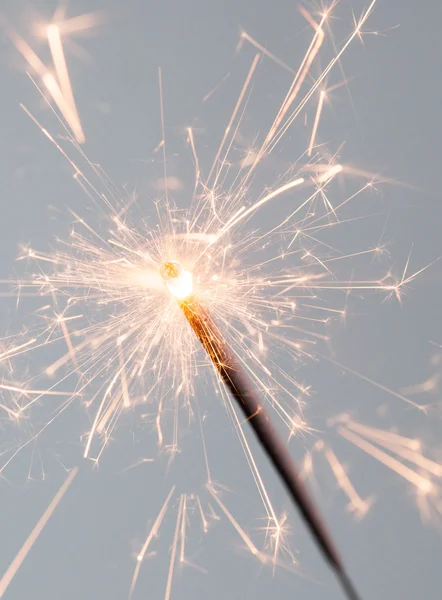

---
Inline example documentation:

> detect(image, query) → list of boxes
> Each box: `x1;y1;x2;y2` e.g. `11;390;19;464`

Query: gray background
1;1;442;599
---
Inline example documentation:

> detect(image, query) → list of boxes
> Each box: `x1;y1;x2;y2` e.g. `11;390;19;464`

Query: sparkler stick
161;261;361;600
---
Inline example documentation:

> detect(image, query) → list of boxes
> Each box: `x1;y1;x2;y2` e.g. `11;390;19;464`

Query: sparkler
2;1;441;598
162;260;361;599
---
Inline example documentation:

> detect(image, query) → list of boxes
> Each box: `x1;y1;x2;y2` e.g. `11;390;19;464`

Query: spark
335;415;442;523
202;71;231;102
207;484;261;557
0;468;78;598
338;426;436;495
322;445;371;519
158;68;169;201
341;417;442;478
308;90;326;157
5;21;85;143
207;53;260;188
240;31;296;74
130;486;176;598
47;24;85;143
57;315;80;373
165;495;185;600
325;356;426;411
50;10;105;36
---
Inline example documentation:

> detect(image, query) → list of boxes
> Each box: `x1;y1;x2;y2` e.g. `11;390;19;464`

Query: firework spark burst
1;1;441;598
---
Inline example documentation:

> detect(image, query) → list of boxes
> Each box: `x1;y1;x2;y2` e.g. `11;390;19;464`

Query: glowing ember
161;261;194;300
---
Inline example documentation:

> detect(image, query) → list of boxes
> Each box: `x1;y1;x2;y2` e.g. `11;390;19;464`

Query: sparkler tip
160;261;193;300
160;261;183;281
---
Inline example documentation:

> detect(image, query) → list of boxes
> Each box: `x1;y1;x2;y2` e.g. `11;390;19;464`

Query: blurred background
1;1;441;599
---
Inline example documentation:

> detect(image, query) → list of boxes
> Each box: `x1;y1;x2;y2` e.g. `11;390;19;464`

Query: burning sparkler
162;260;361;599
1;1;441;599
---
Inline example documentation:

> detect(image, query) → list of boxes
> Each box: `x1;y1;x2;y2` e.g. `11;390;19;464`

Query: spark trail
0;468;78;598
